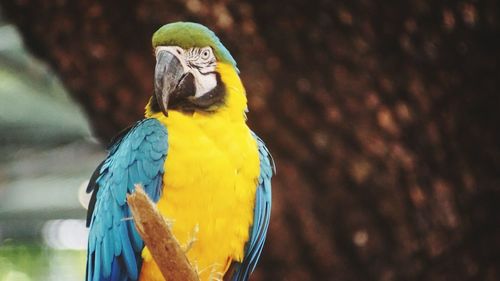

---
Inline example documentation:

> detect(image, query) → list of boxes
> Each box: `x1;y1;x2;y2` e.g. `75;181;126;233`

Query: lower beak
154;50;185;116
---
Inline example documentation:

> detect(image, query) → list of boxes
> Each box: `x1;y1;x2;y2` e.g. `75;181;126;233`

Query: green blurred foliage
0;17;99;281
0;243;85;281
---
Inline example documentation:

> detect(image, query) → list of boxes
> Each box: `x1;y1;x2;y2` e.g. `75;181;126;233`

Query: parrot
85;22;274;281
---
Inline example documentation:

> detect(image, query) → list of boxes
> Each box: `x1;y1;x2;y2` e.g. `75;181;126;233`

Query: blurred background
0;1;499;281
0;9;101;281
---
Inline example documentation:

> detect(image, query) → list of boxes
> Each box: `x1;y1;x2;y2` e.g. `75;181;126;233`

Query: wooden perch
127;184;200;281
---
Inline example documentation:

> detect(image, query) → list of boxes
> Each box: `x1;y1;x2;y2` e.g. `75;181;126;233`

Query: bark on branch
126;184;200;281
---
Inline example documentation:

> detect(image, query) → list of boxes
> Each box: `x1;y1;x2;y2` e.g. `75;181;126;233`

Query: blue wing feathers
230;132;274;281
110;260;122;281
119;222;138;279
86;118;168;281
102;234;113;277
92;249;101;281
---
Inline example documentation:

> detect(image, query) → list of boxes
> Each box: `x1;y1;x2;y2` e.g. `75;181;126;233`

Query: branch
126;184;199;281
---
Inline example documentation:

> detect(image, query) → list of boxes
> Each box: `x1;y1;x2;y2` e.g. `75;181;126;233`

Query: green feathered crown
152;22;237;68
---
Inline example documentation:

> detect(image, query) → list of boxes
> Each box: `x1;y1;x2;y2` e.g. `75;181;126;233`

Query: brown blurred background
0;0;499;280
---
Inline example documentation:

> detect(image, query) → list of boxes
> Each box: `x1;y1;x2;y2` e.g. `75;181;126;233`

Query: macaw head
148;22;245;117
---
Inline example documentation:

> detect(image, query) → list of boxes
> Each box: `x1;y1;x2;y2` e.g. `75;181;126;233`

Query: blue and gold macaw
85;22;274;281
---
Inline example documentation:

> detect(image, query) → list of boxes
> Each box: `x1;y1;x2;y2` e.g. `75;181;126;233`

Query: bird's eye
200;48;211;60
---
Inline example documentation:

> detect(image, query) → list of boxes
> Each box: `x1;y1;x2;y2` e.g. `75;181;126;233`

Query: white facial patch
155;46;218;98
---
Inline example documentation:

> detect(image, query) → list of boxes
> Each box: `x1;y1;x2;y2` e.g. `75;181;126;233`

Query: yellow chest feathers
140;111;260;279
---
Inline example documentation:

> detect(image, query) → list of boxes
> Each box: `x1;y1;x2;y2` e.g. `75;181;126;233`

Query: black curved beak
154;50;185;116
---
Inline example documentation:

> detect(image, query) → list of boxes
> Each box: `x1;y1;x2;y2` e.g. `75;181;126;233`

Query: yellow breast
139;63;259;281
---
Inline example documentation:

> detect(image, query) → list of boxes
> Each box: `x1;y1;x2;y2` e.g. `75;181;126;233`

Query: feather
120;222;138;280
92;246;101;281
85;119;168;281
229;132;274;281
102;234;113;277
